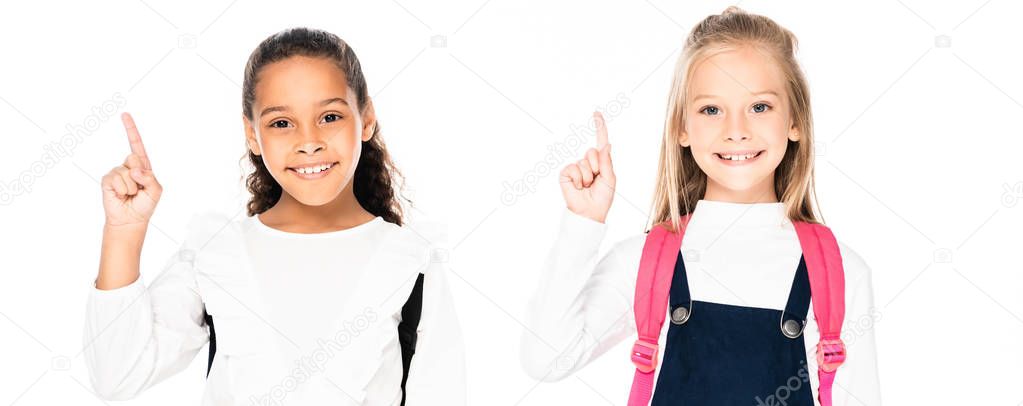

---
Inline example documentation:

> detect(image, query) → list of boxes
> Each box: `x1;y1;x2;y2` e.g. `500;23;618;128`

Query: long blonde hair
648;6;823;233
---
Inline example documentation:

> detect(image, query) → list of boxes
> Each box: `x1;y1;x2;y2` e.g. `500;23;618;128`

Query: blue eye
322;113;343;123
752;103;771;113
699;106;720;116
270;120;291;128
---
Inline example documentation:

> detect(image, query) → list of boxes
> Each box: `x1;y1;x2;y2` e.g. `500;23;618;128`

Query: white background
2;0;1021;404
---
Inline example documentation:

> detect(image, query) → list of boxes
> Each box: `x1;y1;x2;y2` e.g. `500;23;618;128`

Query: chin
284;188;345;207
706;175;774;195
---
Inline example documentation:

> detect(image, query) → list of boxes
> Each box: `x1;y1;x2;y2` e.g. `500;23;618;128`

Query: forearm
96;223;148;290
84;243;207;400
521;208;635;382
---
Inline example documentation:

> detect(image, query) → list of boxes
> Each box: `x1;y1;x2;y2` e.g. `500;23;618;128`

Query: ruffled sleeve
82;217;209;400
403;221;467;405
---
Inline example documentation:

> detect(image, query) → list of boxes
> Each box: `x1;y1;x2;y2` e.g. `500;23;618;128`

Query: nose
295;127;326;154
724;113;751;142
296;142;325;154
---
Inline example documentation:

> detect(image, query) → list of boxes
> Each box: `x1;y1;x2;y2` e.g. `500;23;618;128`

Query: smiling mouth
714;150;764;162
286;161;339;178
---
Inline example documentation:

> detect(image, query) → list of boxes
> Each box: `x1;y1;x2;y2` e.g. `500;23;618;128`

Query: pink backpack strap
627;216;688;406
792;221;847;406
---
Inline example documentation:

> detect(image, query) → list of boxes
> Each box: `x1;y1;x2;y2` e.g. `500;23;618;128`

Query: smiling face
679;45;800;201
244;55;375;207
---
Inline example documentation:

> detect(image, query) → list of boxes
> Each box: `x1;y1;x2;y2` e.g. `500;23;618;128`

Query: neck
260;182;376;233
690;198;788;228
703;175;778;204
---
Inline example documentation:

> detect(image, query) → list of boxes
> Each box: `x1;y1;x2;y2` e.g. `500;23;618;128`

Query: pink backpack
628;215;847;406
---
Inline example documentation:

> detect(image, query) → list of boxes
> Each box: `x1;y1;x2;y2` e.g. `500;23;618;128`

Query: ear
788;120;800;142
361;98;377;142
677;128;690;148
243;116;261;156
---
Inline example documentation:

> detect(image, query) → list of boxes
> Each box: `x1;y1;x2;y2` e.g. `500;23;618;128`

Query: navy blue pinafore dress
650;250;814;405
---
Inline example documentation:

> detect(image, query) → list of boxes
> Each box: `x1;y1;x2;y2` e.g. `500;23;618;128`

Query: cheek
684;121;715;154
750;118;792;152
327;125;362;155
685;116;712;137
258;137;291;169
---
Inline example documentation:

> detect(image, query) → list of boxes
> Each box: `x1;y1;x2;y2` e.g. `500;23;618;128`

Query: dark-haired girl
83;27;465;405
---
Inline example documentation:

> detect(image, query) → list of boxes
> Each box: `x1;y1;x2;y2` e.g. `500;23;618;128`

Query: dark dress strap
668;250;692;325
780;255;812;338
397;273;425;406
202;308;216;378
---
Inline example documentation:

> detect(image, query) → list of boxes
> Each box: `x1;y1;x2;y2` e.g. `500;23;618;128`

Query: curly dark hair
240;27;410;225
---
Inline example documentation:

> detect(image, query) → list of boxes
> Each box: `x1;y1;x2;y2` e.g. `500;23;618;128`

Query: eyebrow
691;90;780;102
259;97;350;118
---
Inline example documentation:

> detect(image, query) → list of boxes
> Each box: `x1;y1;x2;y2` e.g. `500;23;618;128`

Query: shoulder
382;217;447;276
804;221;873;286
836;237;872;287
182;209;246;248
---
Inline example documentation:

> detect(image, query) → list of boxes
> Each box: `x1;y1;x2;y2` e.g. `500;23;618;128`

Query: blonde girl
522;7;880;405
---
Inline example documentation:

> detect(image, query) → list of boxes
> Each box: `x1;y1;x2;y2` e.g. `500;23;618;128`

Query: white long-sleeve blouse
82;211;465;405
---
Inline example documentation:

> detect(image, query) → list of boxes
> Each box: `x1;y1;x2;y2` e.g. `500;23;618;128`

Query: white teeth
294;163;333;174
719;152;759;161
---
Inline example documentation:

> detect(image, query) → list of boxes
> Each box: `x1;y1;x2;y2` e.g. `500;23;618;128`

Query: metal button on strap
781;319;804;338
670;306;690;325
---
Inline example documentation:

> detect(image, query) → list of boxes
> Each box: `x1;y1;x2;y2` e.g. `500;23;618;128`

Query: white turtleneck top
521;200;881;405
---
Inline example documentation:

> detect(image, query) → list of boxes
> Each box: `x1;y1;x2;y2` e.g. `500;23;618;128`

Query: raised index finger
593;111;609;149
121;112;151;170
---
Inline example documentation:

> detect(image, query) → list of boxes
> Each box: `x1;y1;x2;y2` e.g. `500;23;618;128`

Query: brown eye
322;113;343;123
270;120;291;128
